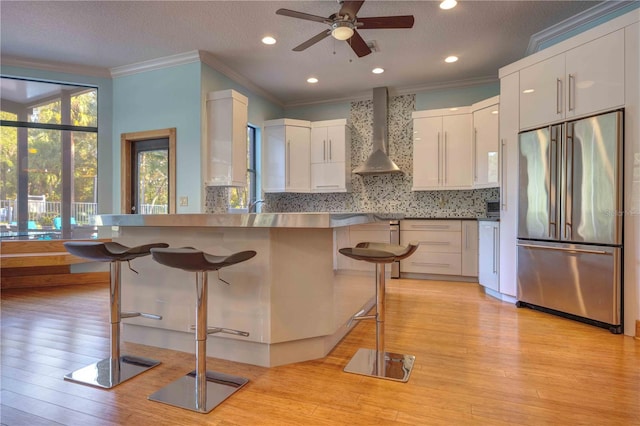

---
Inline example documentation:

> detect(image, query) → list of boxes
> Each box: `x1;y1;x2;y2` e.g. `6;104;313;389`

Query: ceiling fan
276;0;415;58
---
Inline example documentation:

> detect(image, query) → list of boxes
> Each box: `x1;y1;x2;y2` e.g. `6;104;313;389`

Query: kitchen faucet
249;199;264;213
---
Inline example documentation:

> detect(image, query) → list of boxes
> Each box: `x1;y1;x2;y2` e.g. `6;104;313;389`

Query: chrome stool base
344;348;415;382
64;355;160;389
148;370;249;414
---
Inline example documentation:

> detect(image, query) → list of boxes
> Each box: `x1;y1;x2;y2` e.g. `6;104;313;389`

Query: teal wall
113;62;202;212
0;65;114;214
537;1;640;51
415;82;500;111
283;101;351;121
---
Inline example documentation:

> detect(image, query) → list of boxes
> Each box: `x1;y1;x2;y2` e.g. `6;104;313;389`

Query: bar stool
338;241;419;382
148;247;256;414
62;241;169;388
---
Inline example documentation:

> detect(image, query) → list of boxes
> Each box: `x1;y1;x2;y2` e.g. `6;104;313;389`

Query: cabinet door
499;73;519;297
412;117;441;189
327;125;346;163
285;126;311;192
262;125;285;192
478;222;499;291
565;29;625;118
442;114;473;188
473;105;500;187
311;162;347;192
310;126;327;164
519;54;565;129
461;220;478;277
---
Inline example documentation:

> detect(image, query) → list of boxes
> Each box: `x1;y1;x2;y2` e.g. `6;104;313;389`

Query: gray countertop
95;213;396;229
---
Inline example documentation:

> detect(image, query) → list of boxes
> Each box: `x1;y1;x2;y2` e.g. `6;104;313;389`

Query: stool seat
150;247;256;272
64;241;169;262
148;247;256;413
339;242;418;383
339;242;418;264
62;241;168;389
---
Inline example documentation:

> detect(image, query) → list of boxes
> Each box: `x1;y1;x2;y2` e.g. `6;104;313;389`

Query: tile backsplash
206;93;499;217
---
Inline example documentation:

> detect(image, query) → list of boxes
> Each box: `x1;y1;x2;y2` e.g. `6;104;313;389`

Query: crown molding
0;55;111;79
198;51;282;107
526;0;634;55
110;51;201;78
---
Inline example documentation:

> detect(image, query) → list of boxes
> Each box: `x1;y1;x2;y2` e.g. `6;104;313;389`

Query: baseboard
636;320;640;340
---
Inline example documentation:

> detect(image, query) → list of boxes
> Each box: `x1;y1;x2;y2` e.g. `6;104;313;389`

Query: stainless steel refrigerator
516;110;623;333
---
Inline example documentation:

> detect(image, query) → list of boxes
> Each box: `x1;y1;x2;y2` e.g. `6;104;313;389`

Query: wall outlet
179;196;188;206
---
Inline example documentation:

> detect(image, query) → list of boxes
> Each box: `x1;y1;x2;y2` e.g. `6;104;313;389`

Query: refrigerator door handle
564;123;574;240
516;243;608;255
548;127;558;239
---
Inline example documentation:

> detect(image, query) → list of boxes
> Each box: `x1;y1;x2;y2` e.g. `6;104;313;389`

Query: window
0;77;98;239
229;125;257;211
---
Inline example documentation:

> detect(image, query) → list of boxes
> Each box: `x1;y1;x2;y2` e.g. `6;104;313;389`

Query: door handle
437;132;441;184
473;128;478;181
556;78;562;114
516;243;607;255
501;139;507;210
568;74;575;112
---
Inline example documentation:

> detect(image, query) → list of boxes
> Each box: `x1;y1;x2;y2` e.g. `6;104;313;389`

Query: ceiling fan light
331;22;355;40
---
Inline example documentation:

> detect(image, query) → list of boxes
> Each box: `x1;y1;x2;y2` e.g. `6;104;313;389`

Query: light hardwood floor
1;279;639;425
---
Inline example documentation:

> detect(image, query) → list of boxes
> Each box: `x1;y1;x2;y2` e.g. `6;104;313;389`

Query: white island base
99;215;386;367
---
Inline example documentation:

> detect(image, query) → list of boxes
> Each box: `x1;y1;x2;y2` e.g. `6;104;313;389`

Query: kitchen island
95;213;391;367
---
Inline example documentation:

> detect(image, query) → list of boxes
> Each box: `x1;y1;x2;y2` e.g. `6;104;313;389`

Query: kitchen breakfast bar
94;213;389;367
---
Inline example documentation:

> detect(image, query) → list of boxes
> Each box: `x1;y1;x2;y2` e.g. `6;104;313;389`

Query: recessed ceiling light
262;36;276;45
372;67;384;74
307;77;318;84
522;89;535;94
440;0;457;10
445;56;458;63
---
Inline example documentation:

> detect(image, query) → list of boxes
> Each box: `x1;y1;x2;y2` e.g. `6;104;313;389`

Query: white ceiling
0;1;614;107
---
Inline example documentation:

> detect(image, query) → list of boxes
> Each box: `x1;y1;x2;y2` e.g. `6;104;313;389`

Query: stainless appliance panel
561;111;623;245
518;125;561;240
517;240;621;325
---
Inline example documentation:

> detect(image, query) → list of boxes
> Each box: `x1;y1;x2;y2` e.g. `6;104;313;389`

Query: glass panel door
131;138;169;214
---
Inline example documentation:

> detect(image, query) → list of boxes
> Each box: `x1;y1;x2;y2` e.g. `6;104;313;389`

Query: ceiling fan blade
276;8;330;24
347;30;371;58
293;29;332;52
357;16;415;29
339;1;365;19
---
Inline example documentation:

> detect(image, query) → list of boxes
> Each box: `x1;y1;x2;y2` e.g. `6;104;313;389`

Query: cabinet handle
492;227;498;274
323;140;326;161
410;224;450;230
473;128;478;181
500;139;507;211
418;241;451;246
556;78;562;114
465;224;469;249
287;141;291;186
437;132;441;184
568;73;575;112
443;132;447;185
411;261;451;268
329;139;332;161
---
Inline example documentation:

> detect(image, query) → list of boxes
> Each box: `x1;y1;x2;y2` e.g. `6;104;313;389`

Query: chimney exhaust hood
353;87;403;176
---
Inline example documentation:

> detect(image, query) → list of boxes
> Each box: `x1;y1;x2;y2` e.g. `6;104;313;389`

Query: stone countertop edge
94;213;396;229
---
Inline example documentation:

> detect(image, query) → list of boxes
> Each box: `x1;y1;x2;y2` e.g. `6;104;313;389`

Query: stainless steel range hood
353;87;403;176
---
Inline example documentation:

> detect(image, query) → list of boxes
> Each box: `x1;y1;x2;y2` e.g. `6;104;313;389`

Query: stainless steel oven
390;220;400;278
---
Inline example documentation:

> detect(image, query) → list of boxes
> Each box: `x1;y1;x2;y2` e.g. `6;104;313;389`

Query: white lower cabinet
340;222;390;272
400;220;478;277
478;221;500;292
461;220;478;277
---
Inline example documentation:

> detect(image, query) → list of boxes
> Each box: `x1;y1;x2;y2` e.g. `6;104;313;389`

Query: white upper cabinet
519;29;625;129
262;119;311;193
205;90;248;187
310;119;351;192
472;96;500;188
412;108;473;190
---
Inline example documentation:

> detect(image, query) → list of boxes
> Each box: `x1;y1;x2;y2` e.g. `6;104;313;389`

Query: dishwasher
390;220;400;278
